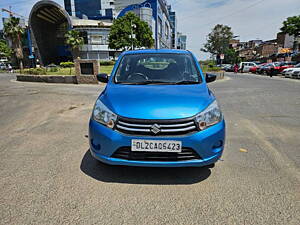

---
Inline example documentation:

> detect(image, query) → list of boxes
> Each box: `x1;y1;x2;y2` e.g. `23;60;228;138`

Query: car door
242;63;249;72
245;63;255;72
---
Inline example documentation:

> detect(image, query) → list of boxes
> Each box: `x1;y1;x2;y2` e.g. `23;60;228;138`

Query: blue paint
27;28;33;58
89;49;226;167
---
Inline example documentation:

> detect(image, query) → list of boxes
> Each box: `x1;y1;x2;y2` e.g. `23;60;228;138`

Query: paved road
0;73;299;224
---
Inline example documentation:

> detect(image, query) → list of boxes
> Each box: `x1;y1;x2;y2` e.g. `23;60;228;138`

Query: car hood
284;68;300;72
99;83;214;120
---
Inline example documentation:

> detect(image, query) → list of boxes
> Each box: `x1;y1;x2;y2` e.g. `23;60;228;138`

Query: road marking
239;148;248;153
242;119;300;183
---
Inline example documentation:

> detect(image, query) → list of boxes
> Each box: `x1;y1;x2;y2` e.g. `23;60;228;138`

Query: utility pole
9;6;12;17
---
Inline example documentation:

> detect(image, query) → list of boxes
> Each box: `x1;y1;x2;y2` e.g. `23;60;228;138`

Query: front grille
112;147;201;161
115;116;198;136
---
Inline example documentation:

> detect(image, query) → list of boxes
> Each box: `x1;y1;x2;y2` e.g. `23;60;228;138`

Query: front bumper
89;119;225;167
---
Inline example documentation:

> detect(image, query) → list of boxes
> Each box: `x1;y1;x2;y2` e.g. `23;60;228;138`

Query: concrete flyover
29;0;73;66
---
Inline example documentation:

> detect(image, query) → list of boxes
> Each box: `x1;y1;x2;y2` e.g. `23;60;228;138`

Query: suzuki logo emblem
151;124;161;134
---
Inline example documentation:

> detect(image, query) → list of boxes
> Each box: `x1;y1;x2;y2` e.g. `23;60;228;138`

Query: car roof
122;49;190;55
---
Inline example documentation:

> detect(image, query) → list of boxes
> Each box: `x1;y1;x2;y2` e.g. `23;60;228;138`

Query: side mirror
205;73;217;83
97;73;108;83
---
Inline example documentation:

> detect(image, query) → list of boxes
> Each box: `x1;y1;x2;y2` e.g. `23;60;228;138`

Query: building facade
117;0;172;49
167;5;177;49
71;19;118;60
64;0;185;50
29;0;186;66
114;0;145;17
177;32;187;50
64;0;114;20
255;41;279;58
277;32;294;49
30;1;118;65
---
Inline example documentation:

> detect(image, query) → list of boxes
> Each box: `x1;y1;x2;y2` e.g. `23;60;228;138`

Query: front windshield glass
114;53;201;84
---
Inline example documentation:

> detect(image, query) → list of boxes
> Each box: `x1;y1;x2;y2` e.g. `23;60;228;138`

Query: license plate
131;139;182;152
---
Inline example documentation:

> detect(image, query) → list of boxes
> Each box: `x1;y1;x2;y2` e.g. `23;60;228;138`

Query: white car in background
239;62;257;73
0;63;7;70
282;63;300;78
291;70;300;79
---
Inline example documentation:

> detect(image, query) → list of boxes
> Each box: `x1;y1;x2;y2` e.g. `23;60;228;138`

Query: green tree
65;30;84;59
0;40;13;59
223;48;240;64
201;24;234;57
280;15;300;36
108;12;154;51
3;17;25;70
280;15;300;50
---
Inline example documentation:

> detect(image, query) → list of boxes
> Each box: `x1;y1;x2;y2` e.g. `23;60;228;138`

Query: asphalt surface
0;72;299;224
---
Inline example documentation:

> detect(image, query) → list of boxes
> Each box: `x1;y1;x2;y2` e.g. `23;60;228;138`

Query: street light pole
130;20;136;50
131;20;133;50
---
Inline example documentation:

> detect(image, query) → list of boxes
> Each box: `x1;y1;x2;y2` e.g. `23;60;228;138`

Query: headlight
93;99;117;128
195;100;223;130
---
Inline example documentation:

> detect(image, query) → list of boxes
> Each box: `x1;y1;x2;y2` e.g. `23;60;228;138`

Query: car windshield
114;53;201;84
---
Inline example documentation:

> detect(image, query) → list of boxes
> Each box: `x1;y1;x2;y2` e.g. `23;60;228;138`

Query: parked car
220;64;232;70
89;49;225;168
264;62;296;76
279;61;296;71
249;63;266;73
249;66;257;73
258;63;274;74
255;63;267;74
283;68;294;78
239;62;257;73
291;70;300;79
0;63;7;70
282;63;300;78
224;64;234;72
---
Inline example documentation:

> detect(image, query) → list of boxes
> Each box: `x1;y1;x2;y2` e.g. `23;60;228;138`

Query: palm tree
65;30;84;60
3;17;25;70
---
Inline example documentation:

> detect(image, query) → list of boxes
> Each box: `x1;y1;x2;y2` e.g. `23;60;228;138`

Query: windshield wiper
116;80;200;85
117;80;174;85
174;80;200;84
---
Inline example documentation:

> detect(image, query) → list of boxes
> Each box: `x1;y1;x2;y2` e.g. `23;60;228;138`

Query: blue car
89;49;225;167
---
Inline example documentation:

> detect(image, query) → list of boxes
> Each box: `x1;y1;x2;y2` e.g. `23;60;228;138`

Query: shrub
49;67;58;72
208;62;215;68
47;63;58;72
207;66;222;72
24;68;47;75
60;61;74;68
100;61;115;66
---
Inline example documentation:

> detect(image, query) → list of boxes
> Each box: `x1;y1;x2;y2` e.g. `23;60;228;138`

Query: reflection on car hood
100;83;214;120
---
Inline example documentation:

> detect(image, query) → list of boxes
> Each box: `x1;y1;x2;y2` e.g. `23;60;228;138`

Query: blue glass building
64;0;113;20
117;0;172;49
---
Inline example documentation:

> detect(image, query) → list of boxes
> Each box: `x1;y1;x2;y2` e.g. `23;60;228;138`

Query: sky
1;0;300;59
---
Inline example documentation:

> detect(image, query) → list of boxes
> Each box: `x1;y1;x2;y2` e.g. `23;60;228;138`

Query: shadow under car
80;150;212;185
